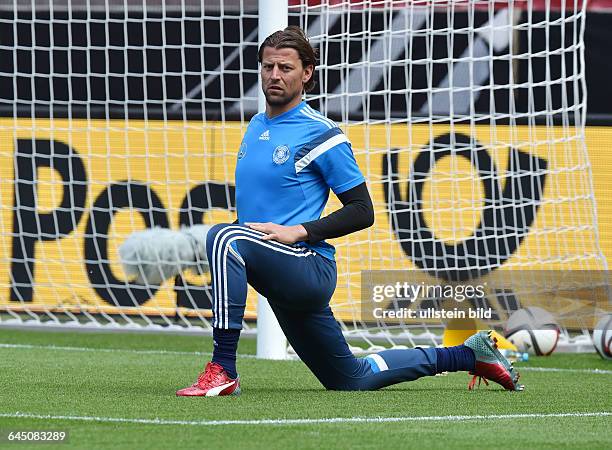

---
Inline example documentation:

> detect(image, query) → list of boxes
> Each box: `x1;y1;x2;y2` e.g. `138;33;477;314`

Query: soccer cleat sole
481;331;525;391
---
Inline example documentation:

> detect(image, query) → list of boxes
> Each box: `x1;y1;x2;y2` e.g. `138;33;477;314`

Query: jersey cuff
332;176;366;196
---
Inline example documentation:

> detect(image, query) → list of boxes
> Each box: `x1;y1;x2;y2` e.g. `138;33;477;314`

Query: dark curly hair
258;25;318;93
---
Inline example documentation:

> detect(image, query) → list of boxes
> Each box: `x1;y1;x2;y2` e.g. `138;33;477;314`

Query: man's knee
316;357;381;391
322;379;376;391
205;223;241;260
206;222;231;246
317;363;378;391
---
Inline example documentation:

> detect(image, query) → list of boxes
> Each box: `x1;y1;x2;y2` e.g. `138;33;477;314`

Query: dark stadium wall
583;12;612;117
2;9;612;122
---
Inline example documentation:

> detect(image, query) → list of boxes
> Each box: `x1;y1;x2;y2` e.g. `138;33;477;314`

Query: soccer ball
504;307;560;356
592;314;612;360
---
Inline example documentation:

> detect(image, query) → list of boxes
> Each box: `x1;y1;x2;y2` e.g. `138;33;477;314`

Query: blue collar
263;100;307;124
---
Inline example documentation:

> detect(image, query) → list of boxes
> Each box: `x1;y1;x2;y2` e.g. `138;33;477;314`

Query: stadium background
1;0;611;321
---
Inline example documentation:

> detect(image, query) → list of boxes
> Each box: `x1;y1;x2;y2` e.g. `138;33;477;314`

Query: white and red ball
504;307;560;356
592;314;612;360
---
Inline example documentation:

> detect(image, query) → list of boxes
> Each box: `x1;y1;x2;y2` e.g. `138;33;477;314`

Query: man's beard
264;88;299;107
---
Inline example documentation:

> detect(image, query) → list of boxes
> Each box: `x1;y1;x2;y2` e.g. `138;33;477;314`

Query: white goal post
256;0;289;360
0;0;608;354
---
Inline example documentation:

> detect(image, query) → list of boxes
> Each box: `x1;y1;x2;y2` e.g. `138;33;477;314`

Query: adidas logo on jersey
259;130;270;141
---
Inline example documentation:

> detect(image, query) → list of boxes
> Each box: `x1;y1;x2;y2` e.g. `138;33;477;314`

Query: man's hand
245;222;308;244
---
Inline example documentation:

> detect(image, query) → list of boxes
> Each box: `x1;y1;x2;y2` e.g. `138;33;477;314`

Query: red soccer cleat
176;362;241;397
464;331;524;391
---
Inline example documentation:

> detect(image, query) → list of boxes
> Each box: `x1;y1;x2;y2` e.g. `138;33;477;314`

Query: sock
212;328;240;379
434;345;476;373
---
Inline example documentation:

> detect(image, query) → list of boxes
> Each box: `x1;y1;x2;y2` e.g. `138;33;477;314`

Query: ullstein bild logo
360;270;608;329
371;307;493;320
366;278;493;321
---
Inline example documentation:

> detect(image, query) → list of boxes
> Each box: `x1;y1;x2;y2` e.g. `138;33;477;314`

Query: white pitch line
0;411;610;427
1;343;610;374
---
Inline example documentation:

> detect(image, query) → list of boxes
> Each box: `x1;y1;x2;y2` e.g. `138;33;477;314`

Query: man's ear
303;64;314;84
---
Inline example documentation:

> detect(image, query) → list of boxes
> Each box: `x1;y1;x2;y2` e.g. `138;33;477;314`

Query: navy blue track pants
206;223;438;391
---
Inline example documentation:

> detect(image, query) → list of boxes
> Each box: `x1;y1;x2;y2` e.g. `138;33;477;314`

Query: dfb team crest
272;145;290;165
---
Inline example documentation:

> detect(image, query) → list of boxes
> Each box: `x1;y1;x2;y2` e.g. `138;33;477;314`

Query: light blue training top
235;101;365;260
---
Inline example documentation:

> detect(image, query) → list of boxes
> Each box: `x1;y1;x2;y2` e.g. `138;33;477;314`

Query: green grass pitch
0;328;610;450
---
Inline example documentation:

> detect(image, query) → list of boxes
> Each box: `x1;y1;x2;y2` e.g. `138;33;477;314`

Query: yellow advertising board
0;119;610;321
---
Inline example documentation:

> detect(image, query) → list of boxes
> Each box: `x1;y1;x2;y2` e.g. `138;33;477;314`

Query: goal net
0;0;608;351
